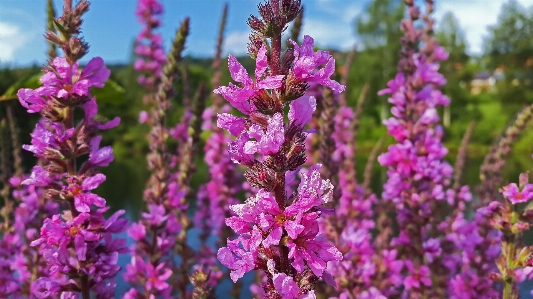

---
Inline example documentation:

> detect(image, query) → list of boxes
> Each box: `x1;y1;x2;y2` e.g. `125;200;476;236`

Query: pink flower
244;113;285;155
139;111;149;123
217;113;247;136
217;228;262;282
272;273;300;299
31;213;100;262
88;136;115;167
68;174;107;213
289;95;317;128
145;263;172;291
214;44;284;114
501;183;533;204
39;57;109;99
378;73;405;96
404;261;432;290
289;35;345;93
31;278;62;299
286;225;342;279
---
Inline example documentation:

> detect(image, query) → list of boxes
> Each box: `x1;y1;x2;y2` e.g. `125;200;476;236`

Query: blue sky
0;0;532;67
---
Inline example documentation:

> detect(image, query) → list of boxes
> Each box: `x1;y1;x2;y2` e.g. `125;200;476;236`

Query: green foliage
351;0;405;124
91;79;125;105
1;73;42;101
484;0;533;71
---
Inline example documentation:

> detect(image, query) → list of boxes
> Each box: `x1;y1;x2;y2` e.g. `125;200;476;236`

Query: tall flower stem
63;105;89;299
216;1;344;297
503;204;518;299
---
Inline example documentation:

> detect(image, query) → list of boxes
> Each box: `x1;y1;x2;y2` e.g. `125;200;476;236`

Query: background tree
351;0;404;124
484;0;533;109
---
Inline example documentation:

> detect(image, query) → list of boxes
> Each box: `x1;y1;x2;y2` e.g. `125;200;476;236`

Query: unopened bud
520;172;529;188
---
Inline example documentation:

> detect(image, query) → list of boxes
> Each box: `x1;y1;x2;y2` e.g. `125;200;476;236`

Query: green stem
503;204;518;299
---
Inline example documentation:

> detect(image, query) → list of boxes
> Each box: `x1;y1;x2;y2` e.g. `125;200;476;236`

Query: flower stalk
215;0;344;297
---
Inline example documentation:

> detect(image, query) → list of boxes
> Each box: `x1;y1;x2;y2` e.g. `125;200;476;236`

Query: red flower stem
270;24;290;273
271;35;282;76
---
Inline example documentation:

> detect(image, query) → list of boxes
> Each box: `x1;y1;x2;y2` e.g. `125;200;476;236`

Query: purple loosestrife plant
215;1;344;297
376;0;478;297
124;16;190;299
16;1;127;298
313;52;382;298
377;1;501;298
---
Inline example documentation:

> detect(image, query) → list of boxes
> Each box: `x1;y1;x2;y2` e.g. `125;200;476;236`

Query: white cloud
301;3;361;51
224;31;249;56
436;0;533;54
0;22;29;62
302;18;356;50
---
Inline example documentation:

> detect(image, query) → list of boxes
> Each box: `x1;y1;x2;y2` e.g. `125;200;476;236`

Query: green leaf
91;80;126;105
0;73;42;101
0;74;125;105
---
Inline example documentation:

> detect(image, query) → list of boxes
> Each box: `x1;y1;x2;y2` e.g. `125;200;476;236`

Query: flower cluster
483;172;533;298
134;0;166;90
0;175;59;297
16;1;127;297
214;1;344;296
375;1;497;297
124;11;193;297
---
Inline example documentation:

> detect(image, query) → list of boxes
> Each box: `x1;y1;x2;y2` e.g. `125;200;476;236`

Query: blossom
31;278;62;299
88;136;115;167
18;57;110;112
286;224;342;278
404;261;432;290
244;113;285;155
134;0;165;89
214;45;284;113
500;183;533;204
215;2;343;296
272;272;300;299
145;263;173;292
289;96;317;128
289;35;345;93
217;228;262;282
68;174;107;213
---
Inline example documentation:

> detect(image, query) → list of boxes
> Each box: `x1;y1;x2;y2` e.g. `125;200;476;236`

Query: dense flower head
372;1;502;298
214;4;345;294
134;0;166;88
29;208;127;298
218;165;342;285
18;57;110;114
17;39;127;296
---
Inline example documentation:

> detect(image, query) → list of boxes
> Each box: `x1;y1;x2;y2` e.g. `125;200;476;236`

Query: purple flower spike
214;1;344;297
17;2;127;296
